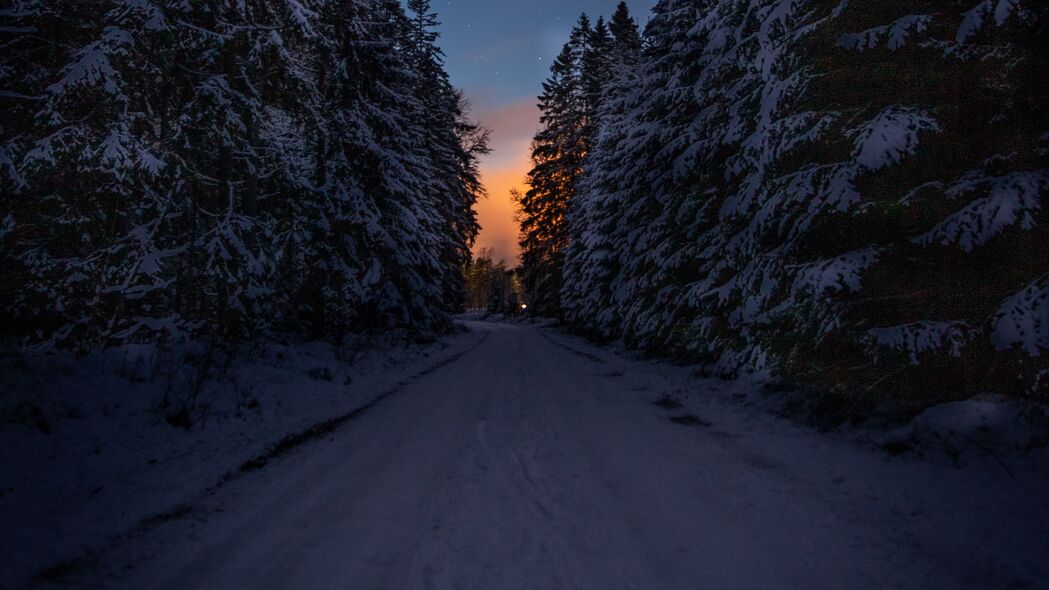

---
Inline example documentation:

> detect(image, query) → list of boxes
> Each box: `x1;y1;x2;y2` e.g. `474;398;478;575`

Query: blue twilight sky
416;0;659;264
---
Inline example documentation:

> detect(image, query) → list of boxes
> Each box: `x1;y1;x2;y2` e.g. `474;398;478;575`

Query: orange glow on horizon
471;98;540;267
474;164;527;266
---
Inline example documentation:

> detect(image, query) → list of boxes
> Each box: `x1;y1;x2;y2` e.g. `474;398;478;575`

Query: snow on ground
0;327;485;589
4;319;1048;589
878;396;1049;459
536;325;1049;587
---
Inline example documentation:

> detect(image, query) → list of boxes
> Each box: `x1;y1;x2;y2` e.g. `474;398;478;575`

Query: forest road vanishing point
76;321;1048;590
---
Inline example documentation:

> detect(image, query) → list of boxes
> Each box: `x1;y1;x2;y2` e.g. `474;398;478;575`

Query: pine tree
0;0;187;348
516;14;592;318
1;0;489;350
581;17;612;135
558;0;1049;406
1;0;64;336
561;2;644;334
169;1;275;341
608;1;643;68
561;0;704;347
405;0;488;319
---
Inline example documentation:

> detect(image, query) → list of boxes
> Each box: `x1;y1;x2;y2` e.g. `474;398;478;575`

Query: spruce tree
0;0;488;349
559;0;1048;404
581;17;612;135
561;2;644;335
406;0;488;319
516;14;592;318
608;1;643;64
1;0;185;348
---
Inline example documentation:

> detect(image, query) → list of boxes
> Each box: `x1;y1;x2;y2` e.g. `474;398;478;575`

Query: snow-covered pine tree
516;14;592;318
581;17;612;135
1;0;488;350
234;0;329;337
1;0;185;349
560;0;1048;407
560;2;644;337
405;0;488;318
794;0;1049;403
317;0;452;334
164;0;289;341
1;0;61;336
274;0;374;338
562;0;711;352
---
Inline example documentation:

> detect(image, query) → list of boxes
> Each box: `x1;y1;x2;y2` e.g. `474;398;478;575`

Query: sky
422;0;658;265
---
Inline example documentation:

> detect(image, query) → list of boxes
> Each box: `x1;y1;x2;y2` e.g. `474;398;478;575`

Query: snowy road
107;321;1047;590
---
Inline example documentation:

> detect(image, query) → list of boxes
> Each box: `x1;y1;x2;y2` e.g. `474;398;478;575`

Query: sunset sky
430;0;657;265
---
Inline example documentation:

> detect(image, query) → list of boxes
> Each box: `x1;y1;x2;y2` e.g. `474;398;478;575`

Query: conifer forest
2;0;489;348
1;1;1047;589
516;1;1048;409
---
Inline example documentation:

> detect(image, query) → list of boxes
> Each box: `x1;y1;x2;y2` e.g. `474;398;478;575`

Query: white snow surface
868;321;973;364
0;328;484;588
881;396;1049;458
4;321;1049;589
956;0;1020;43
850;107;939;171
992;274;1049;355
837;15;931;52
916;169;1046;252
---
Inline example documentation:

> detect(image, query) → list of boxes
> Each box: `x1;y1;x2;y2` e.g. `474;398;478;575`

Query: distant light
521;304;528;310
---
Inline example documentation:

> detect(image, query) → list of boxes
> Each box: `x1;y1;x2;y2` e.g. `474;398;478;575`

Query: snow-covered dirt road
92;321;1048;589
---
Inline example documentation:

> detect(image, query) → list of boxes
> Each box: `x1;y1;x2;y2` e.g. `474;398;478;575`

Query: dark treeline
518;0;1048;409
515;3;642;318
463;248;525;314
0;0;488;349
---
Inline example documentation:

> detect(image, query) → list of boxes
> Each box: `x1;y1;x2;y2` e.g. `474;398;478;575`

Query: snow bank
0;327;485;587
879;397;1049;458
